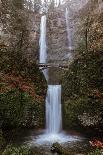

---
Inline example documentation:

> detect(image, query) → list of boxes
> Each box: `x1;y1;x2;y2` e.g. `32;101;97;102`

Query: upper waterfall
39;15;47;64
39;15;48;81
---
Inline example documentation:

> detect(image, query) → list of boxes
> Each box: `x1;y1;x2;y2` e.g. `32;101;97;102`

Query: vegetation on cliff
0;0;47;153
62;1;103;135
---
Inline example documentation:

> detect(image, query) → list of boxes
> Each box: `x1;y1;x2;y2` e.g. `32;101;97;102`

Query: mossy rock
51;142;73;155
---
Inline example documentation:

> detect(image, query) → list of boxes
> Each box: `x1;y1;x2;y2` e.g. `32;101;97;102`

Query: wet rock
51;142;73;155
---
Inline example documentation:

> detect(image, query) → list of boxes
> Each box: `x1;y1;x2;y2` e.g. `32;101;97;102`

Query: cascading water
33;13;82;145
65;8;73;50
26;2;86;147
37;15;67;143
39;15;62;136
46;85;62;134
39;15;48;81
39;16;47;64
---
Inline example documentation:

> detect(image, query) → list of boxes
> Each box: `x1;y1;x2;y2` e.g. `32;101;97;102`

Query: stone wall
47;8;69;62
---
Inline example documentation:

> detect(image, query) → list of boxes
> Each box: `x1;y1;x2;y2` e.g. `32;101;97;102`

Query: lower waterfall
46;85;62;134
35;84;80;144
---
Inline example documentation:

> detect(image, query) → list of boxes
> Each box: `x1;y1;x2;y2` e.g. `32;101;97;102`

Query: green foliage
63;51;103;99
0;0;46;132
0;45;46;129
0;89;30;127
2;145;32;155
21;62;47;96
62;50;103;130
63;95;103;128
63;8;103;131
0;89;45;128
0;130;6;154
89;148;102;155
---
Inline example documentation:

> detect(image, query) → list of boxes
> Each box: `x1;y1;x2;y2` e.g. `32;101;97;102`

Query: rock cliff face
0;9;41;62
73;0;103;52
45;0;90;62
47;8;68;62
40;0;103;83
1;0;95;64
0;0;100;64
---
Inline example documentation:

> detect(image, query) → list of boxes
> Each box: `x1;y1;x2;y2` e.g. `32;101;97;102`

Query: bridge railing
38;63;69;70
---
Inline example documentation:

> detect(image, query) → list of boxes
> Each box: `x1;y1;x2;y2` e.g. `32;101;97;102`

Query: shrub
89;148;103;155
2;145;32;155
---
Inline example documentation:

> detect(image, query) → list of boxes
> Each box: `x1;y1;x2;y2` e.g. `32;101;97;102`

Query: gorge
0;0;103;155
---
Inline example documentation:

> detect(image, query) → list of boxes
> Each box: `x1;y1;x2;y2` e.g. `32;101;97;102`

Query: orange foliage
89;139;103;149
0;73;44;102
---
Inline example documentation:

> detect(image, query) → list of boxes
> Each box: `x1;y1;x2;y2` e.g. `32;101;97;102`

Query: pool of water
5;129;91;155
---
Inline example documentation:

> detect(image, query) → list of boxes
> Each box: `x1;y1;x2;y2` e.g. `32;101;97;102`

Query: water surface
6;129;91;155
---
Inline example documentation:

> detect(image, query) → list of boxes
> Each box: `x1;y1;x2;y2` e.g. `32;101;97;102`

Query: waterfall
39;15;48;81
65;8;73;50
36;12;79;144
39;15;47;64
39;15;62;137
46;85;62;134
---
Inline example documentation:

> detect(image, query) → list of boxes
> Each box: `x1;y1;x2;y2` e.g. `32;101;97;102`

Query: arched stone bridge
38;63;69;70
